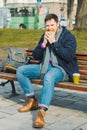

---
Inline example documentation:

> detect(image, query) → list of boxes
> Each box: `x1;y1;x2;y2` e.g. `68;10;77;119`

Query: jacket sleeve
33;34;46;61
51;31;77;62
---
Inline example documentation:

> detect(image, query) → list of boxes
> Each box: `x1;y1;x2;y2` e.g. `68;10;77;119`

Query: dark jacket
33;27;79;81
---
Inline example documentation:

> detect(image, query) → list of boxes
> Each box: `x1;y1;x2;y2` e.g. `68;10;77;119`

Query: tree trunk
4;0;7;6
67;0;74;30
75;0;87;30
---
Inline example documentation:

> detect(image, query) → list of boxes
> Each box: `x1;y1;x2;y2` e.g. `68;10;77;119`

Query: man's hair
19;23;26;29
45;14;58;23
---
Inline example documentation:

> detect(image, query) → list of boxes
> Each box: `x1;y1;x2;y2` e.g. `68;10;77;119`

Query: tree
75;0;87;30
4;0;7;6
67;0;75;30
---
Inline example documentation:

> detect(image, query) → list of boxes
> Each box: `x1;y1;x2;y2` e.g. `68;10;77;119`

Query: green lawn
0;28;87;54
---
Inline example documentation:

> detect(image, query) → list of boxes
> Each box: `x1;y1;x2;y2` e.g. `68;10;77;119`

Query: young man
16;13;79;128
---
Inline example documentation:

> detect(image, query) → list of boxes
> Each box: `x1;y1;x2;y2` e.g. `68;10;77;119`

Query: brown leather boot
18;99;38;112
33;109;46;128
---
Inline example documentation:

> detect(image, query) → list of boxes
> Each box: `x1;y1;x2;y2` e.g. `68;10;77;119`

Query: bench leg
10;81;18;96
0;80;18;97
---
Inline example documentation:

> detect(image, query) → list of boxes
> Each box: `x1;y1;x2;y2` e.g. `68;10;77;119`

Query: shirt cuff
41;44;46;48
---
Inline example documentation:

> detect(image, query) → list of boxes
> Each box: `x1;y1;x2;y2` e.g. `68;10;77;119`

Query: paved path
0;79;87;130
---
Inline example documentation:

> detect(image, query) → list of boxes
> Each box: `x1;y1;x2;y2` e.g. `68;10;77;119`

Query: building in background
0;0;49;29
0;0;4;7
0;0;11;28
0;0;77;29
4;0;77;18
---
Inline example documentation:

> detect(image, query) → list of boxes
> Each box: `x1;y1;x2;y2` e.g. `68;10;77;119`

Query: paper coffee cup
73;73;80;84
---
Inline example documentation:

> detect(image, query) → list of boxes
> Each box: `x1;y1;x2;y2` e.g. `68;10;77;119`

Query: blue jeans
16;64;64;108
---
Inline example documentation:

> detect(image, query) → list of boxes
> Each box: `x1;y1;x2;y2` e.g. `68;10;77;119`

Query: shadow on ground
1;81;87;114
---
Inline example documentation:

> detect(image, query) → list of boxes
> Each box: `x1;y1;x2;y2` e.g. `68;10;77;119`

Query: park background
0;0;87;60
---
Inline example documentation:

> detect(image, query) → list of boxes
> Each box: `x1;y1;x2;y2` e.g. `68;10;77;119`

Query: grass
0;29;44;48
71;30;87;52
0;28;87;59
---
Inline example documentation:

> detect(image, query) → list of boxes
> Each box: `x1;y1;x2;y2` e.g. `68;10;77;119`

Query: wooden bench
0;50;87;97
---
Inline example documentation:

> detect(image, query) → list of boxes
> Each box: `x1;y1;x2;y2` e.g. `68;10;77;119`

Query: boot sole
33;125;43;128
18;107;38;112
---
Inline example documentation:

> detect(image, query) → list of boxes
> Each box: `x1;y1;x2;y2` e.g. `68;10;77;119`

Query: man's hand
45;31;55;44
41;32;48;48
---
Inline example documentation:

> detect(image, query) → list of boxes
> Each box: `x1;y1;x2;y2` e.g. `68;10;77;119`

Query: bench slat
77;55;87;60
80;79;87;83
78;61;87;65
79;65;87;70
30;79;87;92
56;82;87;92
0;72;17;81
80;75;87;80
79;70;87;75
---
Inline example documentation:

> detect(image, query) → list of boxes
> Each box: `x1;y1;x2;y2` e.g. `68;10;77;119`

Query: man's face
45;19;59;33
